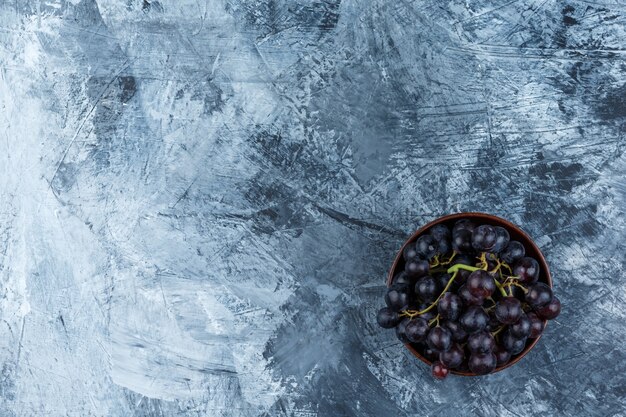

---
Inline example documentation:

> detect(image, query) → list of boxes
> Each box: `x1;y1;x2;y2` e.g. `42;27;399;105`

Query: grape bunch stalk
376;219;561;379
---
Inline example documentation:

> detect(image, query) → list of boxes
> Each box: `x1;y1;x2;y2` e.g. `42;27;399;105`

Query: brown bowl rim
387;212;551;376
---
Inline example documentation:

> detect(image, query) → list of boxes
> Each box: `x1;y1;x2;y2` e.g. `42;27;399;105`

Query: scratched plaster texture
0;0;625;416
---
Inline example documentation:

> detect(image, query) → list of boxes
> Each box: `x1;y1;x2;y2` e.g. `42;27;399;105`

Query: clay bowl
387;212;551;376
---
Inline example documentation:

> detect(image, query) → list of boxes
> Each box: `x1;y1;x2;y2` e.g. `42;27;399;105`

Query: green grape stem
446;264;480;274
447;263;507;297
408;270;460;316
493;279;508;297
505;281;529;294
491;325;505;337
401;261;519;319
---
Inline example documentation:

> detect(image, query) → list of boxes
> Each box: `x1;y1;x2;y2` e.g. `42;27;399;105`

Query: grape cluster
376;219;561;379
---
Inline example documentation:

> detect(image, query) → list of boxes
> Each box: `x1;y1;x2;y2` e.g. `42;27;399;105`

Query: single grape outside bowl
388;212;552;376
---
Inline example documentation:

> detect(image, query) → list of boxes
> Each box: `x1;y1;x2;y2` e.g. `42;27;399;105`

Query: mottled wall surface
1;0;625;416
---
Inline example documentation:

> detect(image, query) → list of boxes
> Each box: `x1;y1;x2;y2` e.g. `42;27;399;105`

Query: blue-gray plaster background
1;1;625;416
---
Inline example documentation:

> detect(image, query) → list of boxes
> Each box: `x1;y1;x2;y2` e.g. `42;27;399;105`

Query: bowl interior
387;212;551;376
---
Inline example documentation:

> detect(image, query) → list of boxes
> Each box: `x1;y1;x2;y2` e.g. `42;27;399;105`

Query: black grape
467;270;496;298
439;344;464;368
526;282;553;309
452;219;476;234
468;331;496;353
527;312;545;338
405;258;429;278
452;229;473;254
438;292;462;321
392;271;412;286
513;257;539;284
427;327;452;352
509;314;531;339
443;321;468;343
493;345;511;366
429;224;451;242
492;226;510;253
405;318;430;343
468;352;497;375
460;306;489;333
385;284;411;312
500;241;525;264
377;307;401;328
472;225;497;251
396;318;411;343
459;285;484;306
415;276;439;303
436;239;451;256
415;235;438;259
536;296;561;320
494;297;522;325
502;331;527;355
